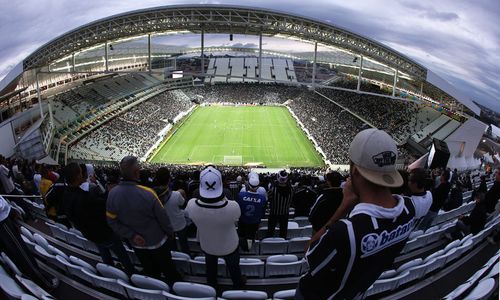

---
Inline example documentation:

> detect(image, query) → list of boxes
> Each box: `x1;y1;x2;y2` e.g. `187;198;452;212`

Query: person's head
40;165;50;179
348;129;403;196
495;167;500;182
120;156;140;181
64;163;84;186
277;170;289;186
248;172;260;191
325;171;342;188
199;166;224;202
153;167;171;187
408;168;427;193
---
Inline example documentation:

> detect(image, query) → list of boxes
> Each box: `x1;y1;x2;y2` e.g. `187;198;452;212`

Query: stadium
0;4;498;300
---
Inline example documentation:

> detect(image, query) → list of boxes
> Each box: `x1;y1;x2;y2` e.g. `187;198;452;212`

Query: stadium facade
0;5;489;169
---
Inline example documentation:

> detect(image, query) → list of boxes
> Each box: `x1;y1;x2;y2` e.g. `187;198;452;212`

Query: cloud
0;0;498;112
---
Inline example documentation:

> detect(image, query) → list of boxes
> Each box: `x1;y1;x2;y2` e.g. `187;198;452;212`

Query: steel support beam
148;34;152;72
104;41;109;72
258;32;262;82
312;42;318;89
36;73;43;118
72;53;76;72
357;56;363;92
392;69;399;97
200;29;205;76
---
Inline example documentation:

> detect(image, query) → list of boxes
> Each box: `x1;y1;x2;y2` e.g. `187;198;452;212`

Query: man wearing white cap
237;173;267;250
241;172;267;199
296;129;430;300
186;166;245;289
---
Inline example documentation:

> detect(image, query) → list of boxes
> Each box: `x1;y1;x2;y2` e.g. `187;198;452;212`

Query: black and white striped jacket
298;195;429;299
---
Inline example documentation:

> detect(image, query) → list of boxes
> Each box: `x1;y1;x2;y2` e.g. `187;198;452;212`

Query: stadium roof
0;4;481;115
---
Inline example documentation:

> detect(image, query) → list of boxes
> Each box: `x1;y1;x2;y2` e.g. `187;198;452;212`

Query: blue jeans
206;247;243;288
96;234;136;275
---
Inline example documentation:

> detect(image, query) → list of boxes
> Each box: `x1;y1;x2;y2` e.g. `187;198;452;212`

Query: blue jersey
237;190;267;224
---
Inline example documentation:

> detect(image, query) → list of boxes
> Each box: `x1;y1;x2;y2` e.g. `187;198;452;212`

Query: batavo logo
372;151;396;167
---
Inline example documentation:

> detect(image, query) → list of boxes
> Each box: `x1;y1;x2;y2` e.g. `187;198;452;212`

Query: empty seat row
443;249;499;300
365;220;499;297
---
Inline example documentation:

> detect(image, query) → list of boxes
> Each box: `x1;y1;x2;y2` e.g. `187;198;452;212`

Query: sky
0;0;499;112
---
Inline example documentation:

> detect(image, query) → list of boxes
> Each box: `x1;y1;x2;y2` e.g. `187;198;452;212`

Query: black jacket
309;187;343;232
62;186;114;243
430;182;451;212
292;186;317;217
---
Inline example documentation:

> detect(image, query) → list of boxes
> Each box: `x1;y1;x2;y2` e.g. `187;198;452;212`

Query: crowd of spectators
70;90;193;159
287;93;364;164
2;128;498;298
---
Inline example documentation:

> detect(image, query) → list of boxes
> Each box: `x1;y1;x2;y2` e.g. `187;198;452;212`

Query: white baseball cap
248;172;259;187
0;196;11;222
199;166;223;199
348;128;403;188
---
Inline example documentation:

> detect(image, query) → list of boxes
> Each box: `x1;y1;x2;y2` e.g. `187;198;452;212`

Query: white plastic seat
162;290;214;300
378;269;397;280
20;227;34;241
0;273;24;299
239;258;265;278
260;238;288;255
265;255;302;277
398;262;428;286
463;278;496;300
1;253;23;277
293;217;310;227
19;235;36;253
96;263;129;282
190;257;226;277
82;268;127;296
47;245;69;261
396;258;422;274
287;222;299;229
286;228;304;239
302;225;313;237
33;233;50;251
366;271;409;296
444;240;461;252
172;257;190;275
45;222;68;242
15;274;53;299
131;274;170;291
118;280;165;300
221;290;268;299
69;255;97;273
240;240;260;255
66;232;86;249
21;294;38;300
59;258;94;284
172;282;216;298
273;289;296;300
485;261;499;279
408;230;424;240
287;237;310;253
69;227;83;236
443;248;459;265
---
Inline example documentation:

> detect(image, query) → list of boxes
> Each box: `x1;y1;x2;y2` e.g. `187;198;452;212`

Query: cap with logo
199;166;223;199
348;128;403;188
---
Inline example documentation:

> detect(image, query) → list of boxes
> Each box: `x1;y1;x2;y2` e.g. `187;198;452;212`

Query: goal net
224;155;243;165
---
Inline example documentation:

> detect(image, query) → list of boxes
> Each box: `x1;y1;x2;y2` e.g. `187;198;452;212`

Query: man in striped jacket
296;129;430;299
266;170;293;239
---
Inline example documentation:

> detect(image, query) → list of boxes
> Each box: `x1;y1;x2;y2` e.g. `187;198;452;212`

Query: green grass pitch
149;105;324;168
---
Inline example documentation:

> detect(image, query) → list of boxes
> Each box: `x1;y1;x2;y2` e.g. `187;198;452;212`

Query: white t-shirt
410;191;433;219
164;191;187;232
186;197;240;256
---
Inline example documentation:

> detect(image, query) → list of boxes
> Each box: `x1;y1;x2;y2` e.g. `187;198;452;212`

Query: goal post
223;155;243;165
